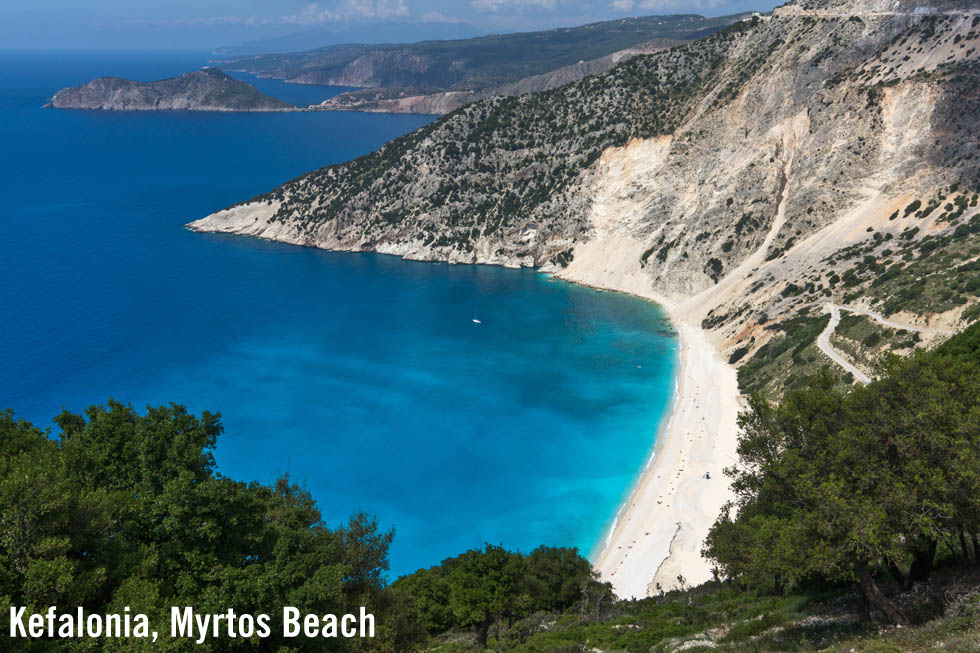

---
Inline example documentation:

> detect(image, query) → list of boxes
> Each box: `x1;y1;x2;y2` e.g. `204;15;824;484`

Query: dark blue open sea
0;51;676;576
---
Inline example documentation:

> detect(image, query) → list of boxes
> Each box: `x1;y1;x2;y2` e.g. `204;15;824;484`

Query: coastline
553;271;742;599
591;318;740;598
188;222;743;597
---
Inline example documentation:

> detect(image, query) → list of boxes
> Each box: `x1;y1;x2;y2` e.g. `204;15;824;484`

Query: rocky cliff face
50;68;296;112
190;0;980;393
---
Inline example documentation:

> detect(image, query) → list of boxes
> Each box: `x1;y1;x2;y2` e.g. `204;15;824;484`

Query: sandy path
817;304;872;384
834;303;958;336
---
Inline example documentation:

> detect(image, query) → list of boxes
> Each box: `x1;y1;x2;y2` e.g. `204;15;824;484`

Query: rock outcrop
50;68;296;112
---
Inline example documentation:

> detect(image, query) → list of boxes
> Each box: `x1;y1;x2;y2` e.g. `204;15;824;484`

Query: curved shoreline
553;272;742;599
185;226;741;595
593;317;740;598
591;359;680;559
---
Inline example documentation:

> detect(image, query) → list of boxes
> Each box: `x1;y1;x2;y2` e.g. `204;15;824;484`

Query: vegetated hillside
214;14;749;92
191;0;980;396
49;68;296;112
310;38;677;115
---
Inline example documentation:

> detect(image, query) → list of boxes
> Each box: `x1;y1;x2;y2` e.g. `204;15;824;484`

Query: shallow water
0;51;676;576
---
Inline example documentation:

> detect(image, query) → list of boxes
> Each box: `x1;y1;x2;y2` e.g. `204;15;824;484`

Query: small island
48;67;297;112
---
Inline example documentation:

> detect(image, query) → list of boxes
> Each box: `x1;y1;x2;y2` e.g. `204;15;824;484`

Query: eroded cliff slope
190;0;980;394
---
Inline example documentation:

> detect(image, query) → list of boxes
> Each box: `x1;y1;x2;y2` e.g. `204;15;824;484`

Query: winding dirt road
816;303;958;384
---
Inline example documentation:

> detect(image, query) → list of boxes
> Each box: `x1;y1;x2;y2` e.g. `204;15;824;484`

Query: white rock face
187;1;980;596
189;4;980;355
188;201;310;245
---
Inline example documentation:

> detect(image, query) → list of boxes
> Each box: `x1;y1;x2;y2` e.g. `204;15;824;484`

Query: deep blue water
0;51;677;576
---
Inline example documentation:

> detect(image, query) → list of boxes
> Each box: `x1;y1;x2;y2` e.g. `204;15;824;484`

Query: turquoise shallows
0;51;676;577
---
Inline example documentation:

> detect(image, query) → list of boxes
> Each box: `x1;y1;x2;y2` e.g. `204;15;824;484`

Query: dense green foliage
393;545;606;646
0;401;609;651
0;401;415;651
705;321;980;626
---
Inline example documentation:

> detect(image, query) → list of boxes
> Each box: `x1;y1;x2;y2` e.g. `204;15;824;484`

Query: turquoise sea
0;51;677;576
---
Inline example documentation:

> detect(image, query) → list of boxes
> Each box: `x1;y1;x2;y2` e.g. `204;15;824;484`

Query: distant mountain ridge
312;38;677;115
213;21;485;57
49;68;296;112
213;13;753;96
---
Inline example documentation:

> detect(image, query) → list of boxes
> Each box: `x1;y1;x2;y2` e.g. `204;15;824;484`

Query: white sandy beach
555;131;796;599
591;317;741;599
553;223;744;599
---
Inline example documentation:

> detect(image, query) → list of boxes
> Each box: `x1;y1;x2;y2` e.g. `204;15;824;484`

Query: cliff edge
190;1;980;396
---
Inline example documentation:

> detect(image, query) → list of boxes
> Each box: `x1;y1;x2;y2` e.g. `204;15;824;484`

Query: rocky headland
188;0;980;596
49;68;296;112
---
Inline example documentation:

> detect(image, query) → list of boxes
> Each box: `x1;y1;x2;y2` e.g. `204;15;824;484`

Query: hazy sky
1;0;782;51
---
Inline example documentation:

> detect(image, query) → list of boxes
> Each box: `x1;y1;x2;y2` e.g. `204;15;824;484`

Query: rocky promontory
49;68;296;112
190;0;980;398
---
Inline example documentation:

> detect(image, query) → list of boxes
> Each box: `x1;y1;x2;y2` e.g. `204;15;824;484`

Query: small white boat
472;308;481;324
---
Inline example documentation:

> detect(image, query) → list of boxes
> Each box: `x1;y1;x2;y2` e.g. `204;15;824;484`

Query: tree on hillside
704;337;980;625
449;545;524;646
0;401;419;652
392;544;604;647
340;511;396;604
522;546;596;613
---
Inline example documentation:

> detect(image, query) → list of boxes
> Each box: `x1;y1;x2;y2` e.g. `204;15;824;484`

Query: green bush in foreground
0;402;601;651
4;321;980;650
705;320;980;627
0;401;413;652
393;544;606;647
